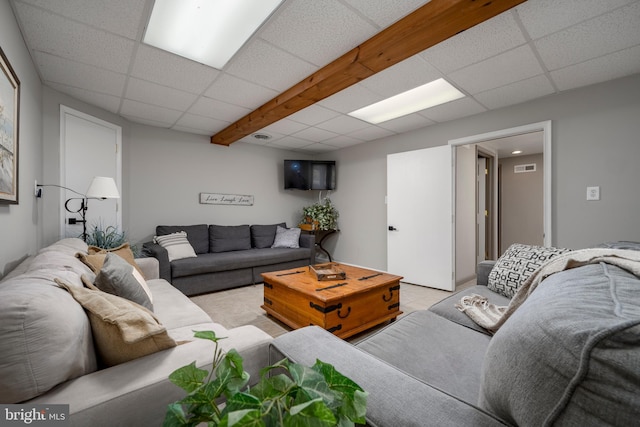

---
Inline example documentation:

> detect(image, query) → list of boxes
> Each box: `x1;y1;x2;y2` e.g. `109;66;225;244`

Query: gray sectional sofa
0;238;273;426
143;223;315;296
270;248;640;426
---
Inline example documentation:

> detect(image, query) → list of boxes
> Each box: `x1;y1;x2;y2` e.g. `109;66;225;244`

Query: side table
302;228;338;261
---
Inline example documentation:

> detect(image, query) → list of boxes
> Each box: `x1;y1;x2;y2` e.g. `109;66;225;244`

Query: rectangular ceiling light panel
349;78;465;124
144;0;284;69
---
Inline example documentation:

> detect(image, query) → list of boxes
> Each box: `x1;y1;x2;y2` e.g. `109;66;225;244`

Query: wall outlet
586;186;600;201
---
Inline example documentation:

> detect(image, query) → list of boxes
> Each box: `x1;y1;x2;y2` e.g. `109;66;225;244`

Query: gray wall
126;125;316;245
40;87;317;248
0;1;43;279
499;153;544;251
325;74;640;271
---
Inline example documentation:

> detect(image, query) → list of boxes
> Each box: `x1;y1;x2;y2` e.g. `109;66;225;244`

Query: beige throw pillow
56;279;176;367
77;242;145;278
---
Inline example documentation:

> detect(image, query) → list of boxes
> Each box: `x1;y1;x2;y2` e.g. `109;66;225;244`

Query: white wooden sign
199;193;254;206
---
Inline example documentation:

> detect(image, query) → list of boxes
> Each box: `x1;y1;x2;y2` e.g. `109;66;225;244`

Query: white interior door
61;106;121;239
387;146;453;291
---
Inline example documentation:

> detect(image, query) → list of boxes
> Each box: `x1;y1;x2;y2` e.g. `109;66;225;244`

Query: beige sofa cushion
57;280;176;367
0;282;97;403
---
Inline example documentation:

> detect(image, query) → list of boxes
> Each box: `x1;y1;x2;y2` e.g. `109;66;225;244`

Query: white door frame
449;121;552;274
59;105;122;239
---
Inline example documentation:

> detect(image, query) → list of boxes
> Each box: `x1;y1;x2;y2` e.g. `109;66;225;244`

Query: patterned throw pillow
271;226;301;249
153;231;197;262
488;243;571;298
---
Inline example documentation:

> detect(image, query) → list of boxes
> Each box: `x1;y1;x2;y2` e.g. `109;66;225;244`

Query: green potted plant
164;331;367;427
300;198;339;231
85;221;139;255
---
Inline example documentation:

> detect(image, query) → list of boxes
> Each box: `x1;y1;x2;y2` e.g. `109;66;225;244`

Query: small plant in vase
85;221;139;255
301;198;339;231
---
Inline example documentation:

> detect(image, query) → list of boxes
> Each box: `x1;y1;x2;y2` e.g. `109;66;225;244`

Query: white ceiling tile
225;39;318;91
14;2;134;73
534;2;640;71
347;125;395;141
120;99;182;125
342;0;429;28
296;142;341;153
204;74;279;109
34;52;126;95
377;113;434;133
516;0;636;40
359;56;442;97
270;136;315;149
321;135;365;149
259;0;378;67
422;11;527;74
131;45;219;94
173;114;230;135
316;115;370;134
449;45;544;95
18;0;147;39
126;78;198;111
292;127;339;142
187;97;251;122
317;84;383;114
550;45;640;91
262;119;308;136
47;82;122;114
288;105;342;126
474;75;556;110
419;97;487;123
122;115;171;128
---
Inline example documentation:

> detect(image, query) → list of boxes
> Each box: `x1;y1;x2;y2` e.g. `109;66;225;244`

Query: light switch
586;186;600;201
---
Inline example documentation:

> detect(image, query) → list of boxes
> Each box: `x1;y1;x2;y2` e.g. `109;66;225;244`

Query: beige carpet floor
191;280;475;340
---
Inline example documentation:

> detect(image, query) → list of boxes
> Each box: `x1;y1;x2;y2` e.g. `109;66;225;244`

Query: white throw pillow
271;226;301;249
153;231;198;262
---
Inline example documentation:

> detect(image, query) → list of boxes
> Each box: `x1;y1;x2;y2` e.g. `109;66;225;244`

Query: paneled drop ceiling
9;0;640;154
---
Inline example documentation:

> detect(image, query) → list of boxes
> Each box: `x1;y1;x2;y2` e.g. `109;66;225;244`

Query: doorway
450;121;552;284
60;106;122;239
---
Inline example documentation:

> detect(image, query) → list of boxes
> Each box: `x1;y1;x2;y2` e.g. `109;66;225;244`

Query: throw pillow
271;226;301;249
209;225;252;253
488;243;571;298
78;242;145;277
153;231;198;262
55;279;176;367
93;253;153;310
156;224;209;254
250;223;286;249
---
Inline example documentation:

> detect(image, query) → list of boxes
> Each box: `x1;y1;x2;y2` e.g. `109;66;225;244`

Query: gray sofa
270;253;640;426
143;223;315;296
0;238;273;426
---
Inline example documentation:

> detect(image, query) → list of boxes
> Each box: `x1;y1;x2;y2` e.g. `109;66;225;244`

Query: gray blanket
456;248;640;334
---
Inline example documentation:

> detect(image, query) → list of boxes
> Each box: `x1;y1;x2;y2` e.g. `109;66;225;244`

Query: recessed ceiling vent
514;163;536;173
253;133;271;140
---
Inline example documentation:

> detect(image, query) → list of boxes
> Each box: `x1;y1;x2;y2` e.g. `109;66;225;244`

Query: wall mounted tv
284;160;336;190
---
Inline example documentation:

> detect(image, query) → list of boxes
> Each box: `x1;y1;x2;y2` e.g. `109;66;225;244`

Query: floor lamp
37;177;120;242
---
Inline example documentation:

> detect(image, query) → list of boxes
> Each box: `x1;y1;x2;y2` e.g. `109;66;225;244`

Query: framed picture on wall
0;46;20;204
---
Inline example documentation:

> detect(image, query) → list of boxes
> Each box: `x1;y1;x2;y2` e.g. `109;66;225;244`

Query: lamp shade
85;177;120;199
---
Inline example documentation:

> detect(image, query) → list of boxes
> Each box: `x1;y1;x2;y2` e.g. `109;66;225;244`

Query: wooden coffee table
261;264;403;339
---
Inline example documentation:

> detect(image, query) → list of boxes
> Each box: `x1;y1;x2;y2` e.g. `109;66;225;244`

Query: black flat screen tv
284;160;336;190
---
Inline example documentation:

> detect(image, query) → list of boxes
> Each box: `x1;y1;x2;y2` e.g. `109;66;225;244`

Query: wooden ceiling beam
211;0;526;147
